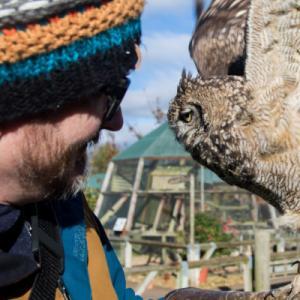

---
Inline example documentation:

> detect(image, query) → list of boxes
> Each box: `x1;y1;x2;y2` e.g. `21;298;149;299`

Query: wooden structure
93;123;280;243
94;123;224;241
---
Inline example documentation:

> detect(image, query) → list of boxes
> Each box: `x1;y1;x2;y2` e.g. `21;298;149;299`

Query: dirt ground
127;254;244;299
128;273;244;299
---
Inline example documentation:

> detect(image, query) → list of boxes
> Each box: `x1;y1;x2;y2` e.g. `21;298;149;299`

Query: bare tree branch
151;98;166;124
127;122;143;140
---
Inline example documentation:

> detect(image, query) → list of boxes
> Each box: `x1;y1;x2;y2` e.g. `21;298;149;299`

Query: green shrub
195;212;232;243
84;187;99;211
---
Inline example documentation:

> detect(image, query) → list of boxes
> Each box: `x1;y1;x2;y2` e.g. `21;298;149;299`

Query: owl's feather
169;0;300;224
246;0;300;87
190;0;249;77
195;0;204;19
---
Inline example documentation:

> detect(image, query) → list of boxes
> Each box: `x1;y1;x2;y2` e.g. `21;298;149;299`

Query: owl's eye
179;109;193;123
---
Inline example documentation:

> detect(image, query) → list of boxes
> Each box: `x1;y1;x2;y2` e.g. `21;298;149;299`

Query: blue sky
102;0;208;148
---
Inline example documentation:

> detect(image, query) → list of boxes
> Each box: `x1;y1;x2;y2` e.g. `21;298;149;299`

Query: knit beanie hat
0;0;144;123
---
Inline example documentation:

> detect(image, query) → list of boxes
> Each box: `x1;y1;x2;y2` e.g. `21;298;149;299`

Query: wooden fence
110;230;300;297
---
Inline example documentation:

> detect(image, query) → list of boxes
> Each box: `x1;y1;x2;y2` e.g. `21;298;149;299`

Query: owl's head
168;71;255;181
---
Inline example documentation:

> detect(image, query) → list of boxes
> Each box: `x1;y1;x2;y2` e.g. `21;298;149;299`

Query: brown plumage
190;0;249;77
169;0;300;227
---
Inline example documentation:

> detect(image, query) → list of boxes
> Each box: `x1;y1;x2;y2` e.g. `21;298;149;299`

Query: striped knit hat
0;0;144;123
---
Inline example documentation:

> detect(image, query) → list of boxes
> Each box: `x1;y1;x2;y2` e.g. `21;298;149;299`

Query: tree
126;98;166;141
90;134;119;174
151;98;166;124
127;122;143;140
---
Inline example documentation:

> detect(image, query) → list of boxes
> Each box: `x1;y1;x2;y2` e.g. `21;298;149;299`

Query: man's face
0;93;123;204
0;46;141;205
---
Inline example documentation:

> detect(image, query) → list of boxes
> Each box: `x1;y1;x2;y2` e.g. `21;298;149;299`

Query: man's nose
101;108;123;131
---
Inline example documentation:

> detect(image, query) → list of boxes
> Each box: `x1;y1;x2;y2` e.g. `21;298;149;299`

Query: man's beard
17;124;91;201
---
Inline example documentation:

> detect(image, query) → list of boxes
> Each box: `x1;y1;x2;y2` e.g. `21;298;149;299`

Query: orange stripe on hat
0;0;144;64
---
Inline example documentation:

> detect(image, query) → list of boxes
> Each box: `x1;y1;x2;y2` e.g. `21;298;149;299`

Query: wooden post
179;201;186;232
188;244;200;286
101;195;128;225
124;239;132;268
200;166;205;212
203;242;217;261
274;234;285;273
190;173;195;245
276;236;285;253
239;234;244;256
168;198;181;233
268;204;279;229
94;161;115;217
117;241;125;265
136;271;158;296
243;248;253;292
251;194;258;223
254;230;271;291
126;158;144;232
178;261;189;288
152;197;165;231
161;234;168;264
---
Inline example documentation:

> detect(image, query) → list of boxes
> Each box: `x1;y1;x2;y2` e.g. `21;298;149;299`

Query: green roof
114;122;191;161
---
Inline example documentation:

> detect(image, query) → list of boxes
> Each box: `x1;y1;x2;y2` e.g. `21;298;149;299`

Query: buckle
31;203;64;274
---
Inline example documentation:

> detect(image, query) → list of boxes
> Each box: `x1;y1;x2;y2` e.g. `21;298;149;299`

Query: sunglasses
103;78;131;122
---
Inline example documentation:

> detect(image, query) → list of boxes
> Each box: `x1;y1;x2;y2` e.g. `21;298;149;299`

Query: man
0;0;144;299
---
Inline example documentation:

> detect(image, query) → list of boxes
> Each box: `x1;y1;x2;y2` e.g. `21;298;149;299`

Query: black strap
29;202;64;300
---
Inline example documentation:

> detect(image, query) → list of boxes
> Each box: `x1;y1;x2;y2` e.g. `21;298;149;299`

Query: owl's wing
190;0;249;77
246;0;300;92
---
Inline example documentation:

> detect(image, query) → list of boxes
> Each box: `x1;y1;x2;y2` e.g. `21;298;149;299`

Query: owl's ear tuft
178;69;195;94
178;69;187;94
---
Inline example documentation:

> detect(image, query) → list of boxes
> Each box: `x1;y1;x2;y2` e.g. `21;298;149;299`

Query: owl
169;0;300;227
190;0;249;77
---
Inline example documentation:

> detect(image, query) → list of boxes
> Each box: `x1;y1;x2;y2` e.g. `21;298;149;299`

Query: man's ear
135;44;142;70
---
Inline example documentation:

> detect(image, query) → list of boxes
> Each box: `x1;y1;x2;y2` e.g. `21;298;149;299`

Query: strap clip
31;203;64;274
